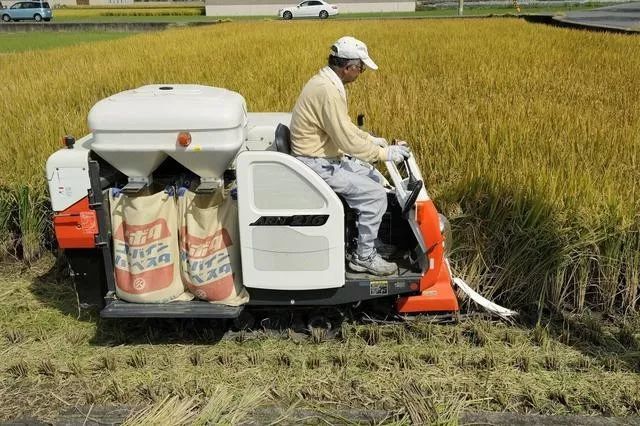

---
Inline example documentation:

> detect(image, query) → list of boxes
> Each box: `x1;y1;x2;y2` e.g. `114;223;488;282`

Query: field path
10;405;640;425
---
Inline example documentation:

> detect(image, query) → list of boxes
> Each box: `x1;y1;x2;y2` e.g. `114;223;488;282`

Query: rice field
0;19;638;317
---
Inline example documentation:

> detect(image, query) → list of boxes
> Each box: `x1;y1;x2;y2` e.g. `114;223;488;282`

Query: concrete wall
88;0;134;5
205;0;414;16
53;0;78;5
0;0;132;7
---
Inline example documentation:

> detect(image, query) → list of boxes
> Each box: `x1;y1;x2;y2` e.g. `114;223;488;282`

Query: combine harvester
47;84;515;329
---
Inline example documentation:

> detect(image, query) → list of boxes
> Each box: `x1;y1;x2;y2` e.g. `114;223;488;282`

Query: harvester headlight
438;213;451;257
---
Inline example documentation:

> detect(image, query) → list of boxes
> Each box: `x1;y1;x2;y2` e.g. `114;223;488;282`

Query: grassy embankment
52;5;206;21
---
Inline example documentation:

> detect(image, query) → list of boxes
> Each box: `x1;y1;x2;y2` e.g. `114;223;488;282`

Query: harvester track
220;304;495;342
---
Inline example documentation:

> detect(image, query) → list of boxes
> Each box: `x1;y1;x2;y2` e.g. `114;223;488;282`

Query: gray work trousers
296;156;387;258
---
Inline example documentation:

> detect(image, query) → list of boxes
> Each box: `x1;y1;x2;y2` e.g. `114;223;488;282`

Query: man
289;36;410;276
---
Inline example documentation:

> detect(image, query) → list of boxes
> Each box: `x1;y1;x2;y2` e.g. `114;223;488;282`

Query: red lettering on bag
179;227;232;259
114;219;171;247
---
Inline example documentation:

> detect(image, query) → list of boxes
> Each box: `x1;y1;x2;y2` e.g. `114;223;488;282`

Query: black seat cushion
274;123;291;155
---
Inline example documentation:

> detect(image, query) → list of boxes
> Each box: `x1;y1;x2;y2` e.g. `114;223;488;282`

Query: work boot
349;251;397;276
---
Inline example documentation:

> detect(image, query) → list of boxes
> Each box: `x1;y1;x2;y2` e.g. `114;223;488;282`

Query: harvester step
100;300;243;319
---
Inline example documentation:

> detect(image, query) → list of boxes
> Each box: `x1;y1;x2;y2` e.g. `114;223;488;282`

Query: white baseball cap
330;36;378;71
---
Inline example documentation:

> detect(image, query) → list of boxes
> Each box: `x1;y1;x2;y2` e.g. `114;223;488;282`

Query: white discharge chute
446;260;518;319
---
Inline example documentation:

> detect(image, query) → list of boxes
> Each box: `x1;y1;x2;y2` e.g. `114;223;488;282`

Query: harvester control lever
404;160;417;184
391;139;416;184
402;179;423;217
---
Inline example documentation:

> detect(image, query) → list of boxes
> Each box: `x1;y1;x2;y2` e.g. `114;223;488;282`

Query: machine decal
250;215;329;227
370;280;389;296
79;211;98;235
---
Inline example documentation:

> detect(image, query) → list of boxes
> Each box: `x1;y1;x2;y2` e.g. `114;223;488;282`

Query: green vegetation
51;14;219;22
0;31;135;53
0;257;638;422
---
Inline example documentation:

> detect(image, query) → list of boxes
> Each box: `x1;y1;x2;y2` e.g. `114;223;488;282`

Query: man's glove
371;137;388;148
386;145;411;163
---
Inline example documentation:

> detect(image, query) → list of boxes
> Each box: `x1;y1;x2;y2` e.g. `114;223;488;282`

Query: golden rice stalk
194;386;267;425
123;395;198;426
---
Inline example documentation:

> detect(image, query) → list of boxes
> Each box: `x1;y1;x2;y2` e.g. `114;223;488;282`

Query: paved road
555;2;640;31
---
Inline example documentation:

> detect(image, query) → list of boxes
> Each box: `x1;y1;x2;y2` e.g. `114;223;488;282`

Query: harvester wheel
307;313;332;331
282;11;292;19
319;10;328;19
2;14;10;22
34;13;42;22
260;313;289;331
233;310;255;331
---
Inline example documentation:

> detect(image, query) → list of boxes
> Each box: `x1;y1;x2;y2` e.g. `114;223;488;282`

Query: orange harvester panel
396;200;459;313
396;259;459;313
53;197;97;249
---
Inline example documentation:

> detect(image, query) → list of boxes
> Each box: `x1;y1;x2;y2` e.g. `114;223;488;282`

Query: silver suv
1;1;53;22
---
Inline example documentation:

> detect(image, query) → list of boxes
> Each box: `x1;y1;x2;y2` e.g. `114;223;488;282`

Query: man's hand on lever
386;144;411;164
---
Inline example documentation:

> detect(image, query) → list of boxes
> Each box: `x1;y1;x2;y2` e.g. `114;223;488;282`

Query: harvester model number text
250;215;329;227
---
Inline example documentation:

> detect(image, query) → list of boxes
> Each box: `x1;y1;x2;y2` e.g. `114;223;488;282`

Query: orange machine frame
53;196;98;249
395;200;459;313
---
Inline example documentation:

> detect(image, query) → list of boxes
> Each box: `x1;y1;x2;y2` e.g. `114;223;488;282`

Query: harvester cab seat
274;123;291;155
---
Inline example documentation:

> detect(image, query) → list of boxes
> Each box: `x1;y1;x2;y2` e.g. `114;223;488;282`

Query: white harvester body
46;84;515;321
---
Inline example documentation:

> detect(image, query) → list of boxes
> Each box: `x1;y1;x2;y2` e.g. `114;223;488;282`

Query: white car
279;0;339;20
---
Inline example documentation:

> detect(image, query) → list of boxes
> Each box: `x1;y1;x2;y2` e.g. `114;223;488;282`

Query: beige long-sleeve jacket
289;69;387;163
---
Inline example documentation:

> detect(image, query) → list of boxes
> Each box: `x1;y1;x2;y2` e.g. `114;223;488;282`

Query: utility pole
458;0;464;16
